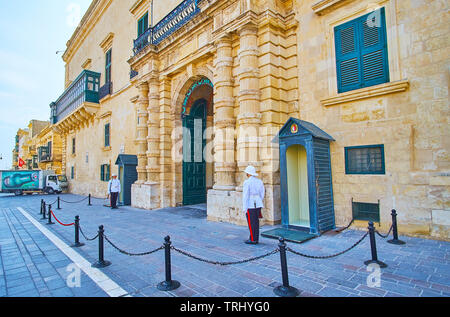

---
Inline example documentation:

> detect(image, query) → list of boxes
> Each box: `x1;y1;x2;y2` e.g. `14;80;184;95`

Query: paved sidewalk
0;207;108;297
1;193;449;297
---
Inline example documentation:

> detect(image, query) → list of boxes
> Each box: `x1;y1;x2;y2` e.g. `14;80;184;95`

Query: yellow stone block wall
62;0;139;198
64;90;138;198
36;126;64;175
296;0;449;239
50;0;448;240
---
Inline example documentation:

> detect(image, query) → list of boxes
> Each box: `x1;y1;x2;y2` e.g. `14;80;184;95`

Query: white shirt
108;178;121;194
242;176;265;212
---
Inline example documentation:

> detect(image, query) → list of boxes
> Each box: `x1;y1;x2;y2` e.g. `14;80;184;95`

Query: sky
0;0;92;170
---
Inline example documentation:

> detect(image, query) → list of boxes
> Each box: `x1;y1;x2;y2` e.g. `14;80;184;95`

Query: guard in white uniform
242;166;265;244
107;174;121;209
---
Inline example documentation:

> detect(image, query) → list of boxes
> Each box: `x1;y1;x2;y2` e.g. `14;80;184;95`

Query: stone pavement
0;193;449;298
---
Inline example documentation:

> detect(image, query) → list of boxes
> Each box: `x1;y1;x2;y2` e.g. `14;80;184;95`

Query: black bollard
92;225;111;268
364;222;387;268
387;210;406;245
88;194;92;206
57;196;61;210
41;202;47;220
71;216;85;248
157;236;180;291
40;199;44;215
47;205;55;225
273;238;300;297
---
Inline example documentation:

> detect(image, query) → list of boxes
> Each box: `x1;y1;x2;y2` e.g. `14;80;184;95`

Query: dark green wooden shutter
360;8;390;88
335;8;389;93
105;49;112;84
335;19;361;93
105;123;110;147
100;165;105;181
352;201;380;222
137;12;148;37
106;165;111;181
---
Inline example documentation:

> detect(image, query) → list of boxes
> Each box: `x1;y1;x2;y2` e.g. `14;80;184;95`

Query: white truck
0;170;68;196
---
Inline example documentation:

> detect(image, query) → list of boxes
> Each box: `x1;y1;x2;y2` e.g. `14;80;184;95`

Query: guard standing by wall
242;166;265;244
107;174;121;209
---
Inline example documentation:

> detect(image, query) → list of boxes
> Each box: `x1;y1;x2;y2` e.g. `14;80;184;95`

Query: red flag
18;158;25;168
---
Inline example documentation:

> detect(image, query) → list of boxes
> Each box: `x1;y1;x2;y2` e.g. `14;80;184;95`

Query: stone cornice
62;0;113;63
99;32;115;52
129;0;148;15
321;79;410;107
312;0;355;16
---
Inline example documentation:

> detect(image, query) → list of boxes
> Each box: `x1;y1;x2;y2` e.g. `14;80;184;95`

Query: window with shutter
105;123;110;147
137;12;149;37
335;8;389;93
105;49;112;84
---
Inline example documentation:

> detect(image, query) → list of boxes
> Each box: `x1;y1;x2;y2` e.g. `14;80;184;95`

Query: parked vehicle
0;170;65;196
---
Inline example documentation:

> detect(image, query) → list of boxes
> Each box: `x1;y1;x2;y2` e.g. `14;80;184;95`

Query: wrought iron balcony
51;70;101;124
99;81;113;100
133;0;200;55
130;69;139;80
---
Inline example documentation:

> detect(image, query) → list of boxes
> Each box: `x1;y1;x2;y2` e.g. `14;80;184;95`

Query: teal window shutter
335;19;361;93
137;12;148;37
360;8;390;88
100;165;105;181
105;49;112;84
335;8;389;93
105;123;110;147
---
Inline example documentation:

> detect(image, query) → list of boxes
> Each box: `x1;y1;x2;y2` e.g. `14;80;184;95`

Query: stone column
236;23;261;187
146;74;160;184
159;76;173;207
213;34;236;190
61;133;67;175
136;81;149;184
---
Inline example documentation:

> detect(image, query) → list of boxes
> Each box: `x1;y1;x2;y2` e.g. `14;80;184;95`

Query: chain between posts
78;225;99;241
375;224;393;239
43;198;58;206
59;196;89;204
287;231;369;259
170;246;280;266
103;235;165;257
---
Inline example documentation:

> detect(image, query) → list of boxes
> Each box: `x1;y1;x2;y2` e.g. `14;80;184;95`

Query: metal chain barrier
335;219;354;233
43;198;58;206
287;231;369;259
79;225;99;241
60;196;89;204
170;245;280;266
104;235;165;257
375;224;393;239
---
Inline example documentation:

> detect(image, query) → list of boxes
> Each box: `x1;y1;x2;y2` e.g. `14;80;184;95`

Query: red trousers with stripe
246;208;261;242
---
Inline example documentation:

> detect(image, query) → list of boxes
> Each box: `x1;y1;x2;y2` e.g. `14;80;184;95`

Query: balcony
130;69;139;80
51;70;101;133
133;0;200;55
99;81;113;100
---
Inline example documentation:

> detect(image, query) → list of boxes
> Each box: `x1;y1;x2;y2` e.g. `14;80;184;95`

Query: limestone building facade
50;0;449;239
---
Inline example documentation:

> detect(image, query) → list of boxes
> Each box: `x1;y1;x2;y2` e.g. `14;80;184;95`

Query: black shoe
245;240;258;245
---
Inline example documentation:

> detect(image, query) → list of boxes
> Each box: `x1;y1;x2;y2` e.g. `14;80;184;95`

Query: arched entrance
180;77;213;206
